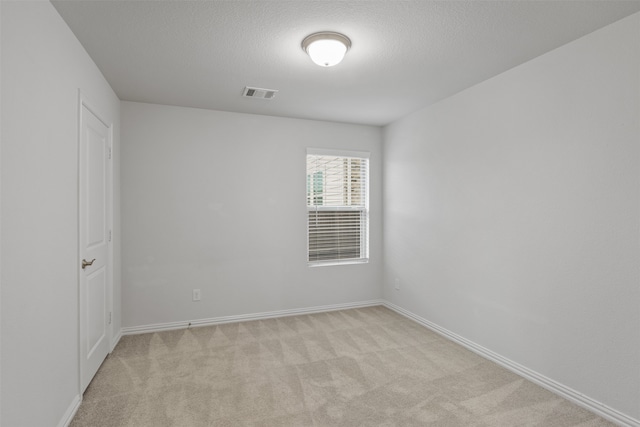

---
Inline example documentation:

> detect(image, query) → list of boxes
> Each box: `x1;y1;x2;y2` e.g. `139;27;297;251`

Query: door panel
80;102;110;392
86;266;106;358
87;128;106;247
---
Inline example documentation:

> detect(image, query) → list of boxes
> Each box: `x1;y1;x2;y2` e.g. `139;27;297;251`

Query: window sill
308;259;369;268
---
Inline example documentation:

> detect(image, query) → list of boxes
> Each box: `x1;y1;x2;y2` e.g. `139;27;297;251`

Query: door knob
82;258;96;269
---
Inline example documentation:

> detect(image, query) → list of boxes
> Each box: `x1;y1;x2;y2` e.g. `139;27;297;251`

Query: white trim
76;90;83;400
57;394;81;427
96;299;640;426
77;90;115;395
110;328;123;353
106;123;115;356
382;301;640;427
308;259;369;267
306;147;370;159
121;300;384;335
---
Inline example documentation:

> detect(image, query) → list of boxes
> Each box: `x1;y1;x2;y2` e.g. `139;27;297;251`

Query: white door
79;102;111;392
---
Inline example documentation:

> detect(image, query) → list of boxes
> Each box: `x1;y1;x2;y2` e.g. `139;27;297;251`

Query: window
306;149;369;265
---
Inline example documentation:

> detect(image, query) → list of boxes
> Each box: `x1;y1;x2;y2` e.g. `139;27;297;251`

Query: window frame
306;148;370;267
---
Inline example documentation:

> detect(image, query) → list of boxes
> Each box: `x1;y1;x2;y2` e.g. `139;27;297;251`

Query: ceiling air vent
242;86;278;100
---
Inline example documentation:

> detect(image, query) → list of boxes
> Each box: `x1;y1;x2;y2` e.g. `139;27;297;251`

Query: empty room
1;1;639;426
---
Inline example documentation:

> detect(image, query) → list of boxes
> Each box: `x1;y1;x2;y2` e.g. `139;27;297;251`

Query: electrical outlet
192;289;201;301
394;278;400;291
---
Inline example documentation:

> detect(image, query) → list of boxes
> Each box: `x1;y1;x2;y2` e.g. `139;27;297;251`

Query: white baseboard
110;328;123;353
120;299;384;336
57;394;81;427
114;298;637;426
383;301;639;427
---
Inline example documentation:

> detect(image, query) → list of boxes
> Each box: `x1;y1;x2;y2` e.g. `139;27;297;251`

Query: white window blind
306;152;369;265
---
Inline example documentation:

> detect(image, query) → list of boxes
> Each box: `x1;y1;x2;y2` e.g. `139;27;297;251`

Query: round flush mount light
302;32;351;67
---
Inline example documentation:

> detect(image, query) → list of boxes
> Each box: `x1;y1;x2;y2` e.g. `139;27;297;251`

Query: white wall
1;2;121;426
121;102;382;328
383;12;640;422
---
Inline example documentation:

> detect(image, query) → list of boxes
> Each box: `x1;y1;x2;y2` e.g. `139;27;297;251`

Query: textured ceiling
52;1;640;126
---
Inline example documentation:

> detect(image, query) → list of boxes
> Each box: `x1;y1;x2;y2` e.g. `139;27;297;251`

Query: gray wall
383;12;640;420
1;2;121;426
121;102;383;328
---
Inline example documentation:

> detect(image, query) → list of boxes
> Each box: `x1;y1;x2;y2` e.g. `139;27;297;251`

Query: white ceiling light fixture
302;32;351;67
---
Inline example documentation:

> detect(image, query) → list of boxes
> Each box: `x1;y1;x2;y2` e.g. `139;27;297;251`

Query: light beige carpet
71;306;614;426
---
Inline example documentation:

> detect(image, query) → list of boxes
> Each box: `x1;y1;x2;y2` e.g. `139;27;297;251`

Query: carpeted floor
71;306;614;426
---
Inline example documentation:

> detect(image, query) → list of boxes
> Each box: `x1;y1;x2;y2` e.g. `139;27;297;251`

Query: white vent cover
242;86;278;99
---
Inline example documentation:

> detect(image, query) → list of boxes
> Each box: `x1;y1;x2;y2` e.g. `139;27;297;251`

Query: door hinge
108;146;112;160
108;229;112;242
108;312;112;325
